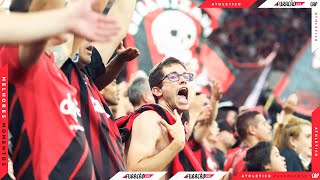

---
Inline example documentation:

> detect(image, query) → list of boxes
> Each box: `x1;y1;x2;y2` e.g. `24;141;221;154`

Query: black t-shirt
83;47;105;82
280;148;304;171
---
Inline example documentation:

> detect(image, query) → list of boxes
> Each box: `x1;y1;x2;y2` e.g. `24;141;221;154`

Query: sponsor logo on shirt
60;93;84;131
90;97;111;118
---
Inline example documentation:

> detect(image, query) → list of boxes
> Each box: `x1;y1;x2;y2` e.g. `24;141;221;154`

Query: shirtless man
124;57;202;178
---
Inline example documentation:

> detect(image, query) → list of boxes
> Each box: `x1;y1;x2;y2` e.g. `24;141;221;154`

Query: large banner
125;0;236;92
273;40;320;116
224;65;265;107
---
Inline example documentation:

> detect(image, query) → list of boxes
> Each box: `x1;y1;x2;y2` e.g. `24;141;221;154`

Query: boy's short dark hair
9;0;32;12
245;141;272;171
148;57;186;103
235;111;260;139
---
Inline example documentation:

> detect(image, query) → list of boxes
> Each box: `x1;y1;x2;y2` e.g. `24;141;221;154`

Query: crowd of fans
211;8;311;71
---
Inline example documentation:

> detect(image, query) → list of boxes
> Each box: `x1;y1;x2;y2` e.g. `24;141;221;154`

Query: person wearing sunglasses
116;57;204;179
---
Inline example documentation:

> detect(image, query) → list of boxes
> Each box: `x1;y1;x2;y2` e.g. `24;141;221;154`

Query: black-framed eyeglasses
158;72;194;85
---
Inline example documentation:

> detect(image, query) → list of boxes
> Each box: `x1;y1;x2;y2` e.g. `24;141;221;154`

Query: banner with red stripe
199;0;256;8
273;40;320;116
0;64;8;179
125;0;236;92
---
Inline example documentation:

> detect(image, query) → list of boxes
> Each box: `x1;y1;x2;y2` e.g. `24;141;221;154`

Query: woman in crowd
245;141;287;172
274;117;312;171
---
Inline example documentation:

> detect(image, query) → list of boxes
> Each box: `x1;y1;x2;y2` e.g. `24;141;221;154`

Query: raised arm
93;0;137;64
0;0;119;45
192;105;212;143
13;0;120;68
192;82;222;143
127;110;185;171
94;42;140;90
208;81;222;123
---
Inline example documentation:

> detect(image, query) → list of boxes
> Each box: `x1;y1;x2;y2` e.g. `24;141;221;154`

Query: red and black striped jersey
61;59;125;179
188;135;219;171
1;46;95;180
224;146;249;178
211;148;226;170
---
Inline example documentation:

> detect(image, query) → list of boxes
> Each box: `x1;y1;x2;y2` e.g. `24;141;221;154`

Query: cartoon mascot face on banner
125;0;234;93
151;10;198;71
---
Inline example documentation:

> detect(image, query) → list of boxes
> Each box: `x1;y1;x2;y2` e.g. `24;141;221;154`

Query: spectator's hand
8;158;15;180
196;105;212;125
276;111;285;124
210;80;223;101
221;169;233;180
116;41;140;63
273;42;280;52
67;0;121;42
282;93;298;109
159;110;185;150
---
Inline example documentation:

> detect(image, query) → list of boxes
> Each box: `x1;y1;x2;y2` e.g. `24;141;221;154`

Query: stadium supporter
1;0;119;178
187;93;210;139
59;0;137;177
188;81;222;171
216;104;238;140
196;121;220;171
211;8;310;71
61;37;139;178
245;141;287;172
114;81;135;118
116;57;203;178
100;79;120;115
128;77;155;110
274;93;299;128
209;120;237;170
274;117;311;171
224;111;272;178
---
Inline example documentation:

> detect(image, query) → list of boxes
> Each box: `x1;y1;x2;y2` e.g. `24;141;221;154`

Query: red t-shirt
1;46;95;180
224;146;249;178
188;136;219;171
224;147;240;171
